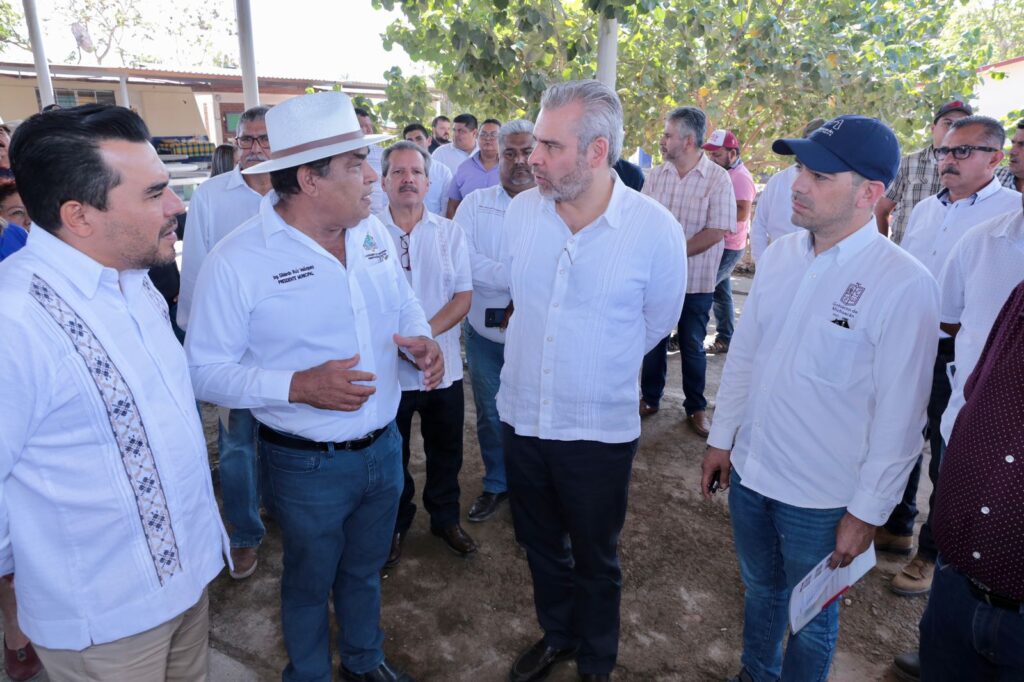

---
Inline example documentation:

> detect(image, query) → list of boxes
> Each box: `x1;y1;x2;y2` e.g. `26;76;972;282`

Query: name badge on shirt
272;265;316;285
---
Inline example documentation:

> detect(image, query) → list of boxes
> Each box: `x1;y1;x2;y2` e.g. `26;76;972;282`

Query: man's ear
58;200;95;238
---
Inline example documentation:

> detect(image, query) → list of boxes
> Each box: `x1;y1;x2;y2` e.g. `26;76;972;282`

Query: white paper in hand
788;544;876;634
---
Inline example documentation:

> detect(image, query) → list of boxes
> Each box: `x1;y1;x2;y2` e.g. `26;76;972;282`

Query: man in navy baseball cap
772;115;901;186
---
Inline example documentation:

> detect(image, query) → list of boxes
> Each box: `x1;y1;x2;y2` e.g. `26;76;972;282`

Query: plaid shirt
995;165;1019;190
885;146;941;245
643;154;736;293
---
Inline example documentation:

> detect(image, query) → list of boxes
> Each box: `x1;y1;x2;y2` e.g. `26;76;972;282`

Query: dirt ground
198;273;933;682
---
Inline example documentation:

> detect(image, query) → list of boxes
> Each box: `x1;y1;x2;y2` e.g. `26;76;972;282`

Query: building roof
978;55;1024;73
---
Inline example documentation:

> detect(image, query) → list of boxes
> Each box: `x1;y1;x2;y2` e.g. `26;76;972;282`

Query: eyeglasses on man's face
932;145;999;161
236;135;270;150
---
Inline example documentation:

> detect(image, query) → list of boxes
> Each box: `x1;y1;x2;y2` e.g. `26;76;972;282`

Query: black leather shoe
468;491;509;522
509;638;578;682
891;651;920;681
384;532;404;569
579;674;611;681
340;658;415;681
431;524;478;556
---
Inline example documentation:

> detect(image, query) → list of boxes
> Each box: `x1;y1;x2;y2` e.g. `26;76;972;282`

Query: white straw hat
242;91;392;174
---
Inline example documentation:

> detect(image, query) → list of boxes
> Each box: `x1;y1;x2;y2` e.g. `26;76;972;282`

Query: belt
257;423;387;452
967;578;1024;612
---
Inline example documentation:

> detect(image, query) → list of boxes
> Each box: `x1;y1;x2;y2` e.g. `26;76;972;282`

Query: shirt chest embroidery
30;274;181;585
831;281;866;326
363;233;390;265
272;265;316;284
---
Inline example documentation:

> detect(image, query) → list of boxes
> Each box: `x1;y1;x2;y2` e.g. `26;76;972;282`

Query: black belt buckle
258;423;386;453
968;579;1023;612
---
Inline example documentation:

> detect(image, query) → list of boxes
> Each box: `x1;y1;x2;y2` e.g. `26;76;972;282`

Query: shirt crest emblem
840;282;866;306
363;234;378;251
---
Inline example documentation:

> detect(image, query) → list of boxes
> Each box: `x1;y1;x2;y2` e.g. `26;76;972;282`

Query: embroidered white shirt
453;184;513;344
378;208;472;390
177;166;264;330
0;227;227;650
707;222;940;524
750;164;803;262
497;174;687;443
938;209;1024;443
186;191;432;442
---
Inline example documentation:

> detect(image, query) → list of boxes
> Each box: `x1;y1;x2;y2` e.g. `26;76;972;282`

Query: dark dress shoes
340;658;415;681
509;638;578;682
468;491;509;522
431;524;478;556
384;532;404;569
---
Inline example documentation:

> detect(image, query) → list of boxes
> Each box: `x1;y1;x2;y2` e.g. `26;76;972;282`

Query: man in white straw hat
186;91;441;682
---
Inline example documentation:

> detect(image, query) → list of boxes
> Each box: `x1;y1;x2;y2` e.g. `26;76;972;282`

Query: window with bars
35;88;117;108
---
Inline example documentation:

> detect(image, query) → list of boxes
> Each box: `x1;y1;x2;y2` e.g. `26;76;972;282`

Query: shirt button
552;302;559;308
972;551;981;559
1007;455;1016;463
542;399;550;405
546;336;554;342
559;269;566;275
544;368;551;374
981;506;990;515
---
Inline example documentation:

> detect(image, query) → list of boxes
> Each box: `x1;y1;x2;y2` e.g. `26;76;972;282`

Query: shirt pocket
796;318;870;387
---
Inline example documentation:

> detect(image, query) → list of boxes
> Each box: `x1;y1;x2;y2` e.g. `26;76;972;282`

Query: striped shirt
995;165;1019;191
884;146;941;245
643;153;736;293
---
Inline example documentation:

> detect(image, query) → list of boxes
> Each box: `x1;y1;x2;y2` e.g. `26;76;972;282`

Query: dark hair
482;118;502;128
270;156;333;197
431;115;450;127
9;104;151;234
949;115;1006;150
354;107;371;119
237;105;269;132
403;123;429;138
1016;118;1024;130
210;144;236;177
41;104;63;113
453;113;478;130
0;181;19;204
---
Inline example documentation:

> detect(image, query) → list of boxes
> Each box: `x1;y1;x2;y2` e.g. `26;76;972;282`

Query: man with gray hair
639;106;736;437
177;104;273;581
499;80;686;682
374;140;477;567
454;118;536;523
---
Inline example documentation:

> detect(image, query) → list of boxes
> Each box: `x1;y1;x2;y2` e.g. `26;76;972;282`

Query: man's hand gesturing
394;334;444;390
289;355;376;412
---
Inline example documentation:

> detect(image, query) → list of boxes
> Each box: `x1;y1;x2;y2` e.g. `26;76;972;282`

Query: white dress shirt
177;166;264;330
750;164;802;262
431;143;475;175
366;143;388;216
424;160;454;216
0;228;227;650
938;209;1024;443
453;184;513;344
186;192;432;443
497;174;687;443
378;208;472;391
900;177;1021;279
707;222;940;525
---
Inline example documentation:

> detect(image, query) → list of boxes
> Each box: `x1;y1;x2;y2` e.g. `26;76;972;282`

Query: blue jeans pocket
265;444;322;474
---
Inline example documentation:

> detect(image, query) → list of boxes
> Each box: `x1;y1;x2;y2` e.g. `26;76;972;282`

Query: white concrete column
117;75;130;107
234;0;260;109
22;0;55;108
596;16;618;90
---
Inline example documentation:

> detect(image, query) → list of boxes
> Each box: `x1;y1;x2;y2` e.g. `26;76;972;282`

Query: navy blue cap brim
772;138;854;174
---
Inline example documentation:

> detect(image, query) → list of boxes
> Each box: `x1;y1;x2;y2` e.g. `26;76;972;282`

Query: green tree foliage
372;0;988;170
378;66;434;128
942;0;1024;66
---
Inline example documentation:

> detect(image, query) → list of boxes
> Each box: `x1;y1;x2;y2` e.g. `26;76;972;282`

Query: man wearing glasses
446;118;502;218
878;115;1022;599
178;105;274;581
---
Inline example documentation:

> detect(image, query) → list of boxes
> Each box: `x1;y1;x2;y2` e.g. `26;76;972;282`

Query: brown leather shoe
229;546;258;580
890;554;935;597
639;400;659;417
874;526;914;556
4;637;42;682
687;411;710;438
384;532;404;569
431;524;478;557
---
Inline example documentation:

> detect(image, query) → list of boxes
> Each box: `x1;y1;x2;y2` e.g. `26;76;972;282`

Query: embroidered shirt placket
539;229;576;433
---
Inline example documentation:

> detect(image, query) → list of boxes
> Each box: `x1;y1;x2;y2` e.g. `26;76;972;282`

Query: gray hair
667;106;707;148
499;119;534;150
540;80;624;165
949;115;1006;150
237;105;270;132
381;139;432;178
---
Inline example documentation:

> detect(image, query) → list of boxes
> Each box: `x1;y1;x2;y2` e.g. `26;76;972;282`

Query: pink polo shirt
725;160;756;251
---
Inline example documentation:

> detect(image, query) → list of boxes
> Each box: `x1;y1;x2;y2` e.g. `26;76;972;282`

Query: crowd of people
0;77;1022;682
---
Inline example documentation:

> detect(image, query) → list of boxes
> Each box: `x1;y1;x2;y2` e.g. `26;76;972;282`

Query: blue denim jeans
713;248;745;344
640;292;713;413
218;408;267;548
920;556;1024;681
464;323;507;494
729;472;846;682
262;421;402;681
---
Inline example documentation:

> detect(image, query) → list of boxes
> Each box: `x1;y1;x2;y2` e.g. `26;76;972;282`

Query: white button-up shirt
186;192;432;443
177;166;264;330
938;209;1024;443
431;143;475;175
750;164;802;262
497;175;687;443
707;222;940;524
378;208;472;391
0;228;227;650
900;177;1021;279
454;184;513;344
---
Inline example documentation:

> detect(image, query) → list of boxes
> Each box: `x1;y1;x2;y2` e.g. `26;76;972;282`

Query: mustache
941;167;961;175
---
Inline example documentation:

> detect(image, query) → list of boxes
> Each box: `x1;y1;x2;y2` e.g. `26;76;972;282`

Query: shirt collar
259;191;289;243
538;170;626;230
936;176;1003;207
27;224;146;299
989;210;1024;241
804;219;878;265
377;205;439;232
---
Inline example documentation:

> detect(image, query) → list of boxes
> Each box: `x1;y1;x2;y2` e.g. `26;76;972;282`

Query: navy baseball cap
772;115;900;186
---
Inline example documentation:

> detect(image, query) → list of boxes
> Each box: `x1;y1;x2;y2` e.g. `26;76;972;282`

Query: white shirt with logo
186;192;432;443
708;222;940;524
